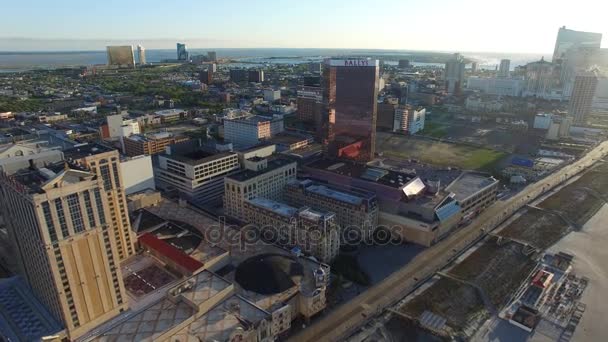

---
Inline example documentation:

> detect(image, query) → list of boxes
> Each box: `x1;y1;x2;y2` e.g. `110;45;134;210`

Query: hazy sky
2;0;607;52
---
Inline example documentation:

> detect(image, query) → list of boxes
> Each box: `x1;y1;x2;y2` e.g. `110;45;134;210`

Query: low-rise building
154;141;240;206
122;132;189;156
155;108;187;123
445;171;499;218
224;115;284;149
285;179;378;238
243;197;340;262
264;89;281;102
224;158;297;221
467;76;524;97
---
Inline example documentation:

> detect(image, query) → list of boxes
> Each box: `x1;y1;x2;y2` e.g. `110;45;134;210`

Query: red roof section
139;233;203;273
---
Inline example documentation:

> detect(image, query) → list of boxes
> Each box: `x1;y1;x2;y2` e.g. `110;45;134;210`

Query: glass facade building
322;59;379;162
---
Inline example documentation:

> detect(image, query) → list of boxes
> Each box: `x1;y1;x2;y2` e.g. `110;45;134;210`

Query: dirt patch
497;207;571;250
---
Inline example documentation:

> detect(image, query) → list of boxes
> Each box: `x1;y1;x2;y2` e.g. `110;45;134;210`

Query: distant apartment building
154;141;240;206
177;43;188;61
393;105;426;134
102;114;141;140
0;161;129;339
223;158;297;221
569;71;598;124
248;69;265;83
285;179;378;237
444;53;466;94
136;45;146;65
466;76;524;97
64;143;137;261
207;51;217;62
398;59;411;68
498;59;511;78
376;102;396;131
524;58;555;97
264;89;281;102
106;45;135;68
243;198;340;262
224;115;284;148
122;132;189;157
296;85;323;135
229;69;248;83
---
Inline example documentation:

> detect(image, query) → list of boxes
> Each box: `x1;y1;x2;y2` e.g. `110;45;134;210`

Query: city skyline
1;0;607;53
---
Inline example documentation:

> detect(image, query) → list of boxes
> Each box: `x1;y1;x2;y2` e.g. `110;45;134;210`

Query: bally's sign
329;59;379;67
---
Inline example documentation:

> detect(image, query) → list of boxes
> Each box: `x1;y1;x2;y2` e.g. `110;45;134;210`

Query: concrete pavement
289;141;608;342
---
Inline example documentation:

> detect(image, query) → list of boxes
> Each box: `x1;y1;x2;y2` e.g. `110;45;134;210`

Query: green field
377;132;507;171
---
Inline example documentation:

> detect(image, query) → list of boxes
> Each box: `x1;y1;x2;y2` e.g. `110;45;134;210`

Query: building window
100;165;112;190
55;199;69;238
42;202;57;243
112;163;121;188
83;191;96;227
67;194;85;233
94;189;106;225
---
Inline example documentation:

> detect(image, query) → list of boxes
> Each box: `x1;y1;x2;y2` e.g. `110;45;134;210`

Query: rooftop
8;162;94;194
0;277;64;341
445;172;498;201
290;179;375;205
247;197;298;217
63;142;115;160
165;150;236;166
139;233;204;273
227;157;295;182
306;159;417;189
126;131;184;142
268;133;309;145
225;115;282;125
154;108;185;116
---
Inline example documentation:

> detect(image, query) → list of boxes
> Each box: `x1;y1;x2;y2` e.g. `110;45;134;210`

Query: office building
471;61;478;73
200;69;213;85
524;58;554;97
248;69;265;83
119;155;155;195
323;58;379;162
285;179;378;237
223;158;297;221
593;76;608;109
569;71;598;124
177;43;188;61
243;198;340;262
207;51;217;62
229;69;248;83
64;143;137;261
466;76;524;97
224;115;284;148
398;59;411;68
106;45;135;68
393;105;425;134
264;89;281;102
444;53;466;94
136;45;146;65
296;85;324;134
122;132;189;156
498;59;510;78
155;140;240;206
308;62;322;73
376;102;396;131
0;161;129;339
102;114;141;140
552;26;602;62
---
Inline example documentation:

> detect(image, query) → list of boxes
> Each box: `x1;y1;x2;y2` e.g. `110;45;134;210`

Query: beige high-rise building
64;143;136;261
569;71;599;124
0;161;128;339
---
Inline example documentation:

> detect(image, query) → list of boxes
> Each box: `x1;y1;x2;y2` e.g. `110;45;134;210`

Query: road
289;141;608;342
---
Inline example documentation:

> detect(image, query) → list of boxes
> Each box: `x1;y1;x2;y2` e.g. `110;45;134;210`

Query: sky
1;0;608;53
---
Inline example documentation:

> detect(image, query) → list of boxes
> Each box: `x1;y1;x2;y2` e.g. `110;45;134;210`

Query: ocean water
0;48;545;72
